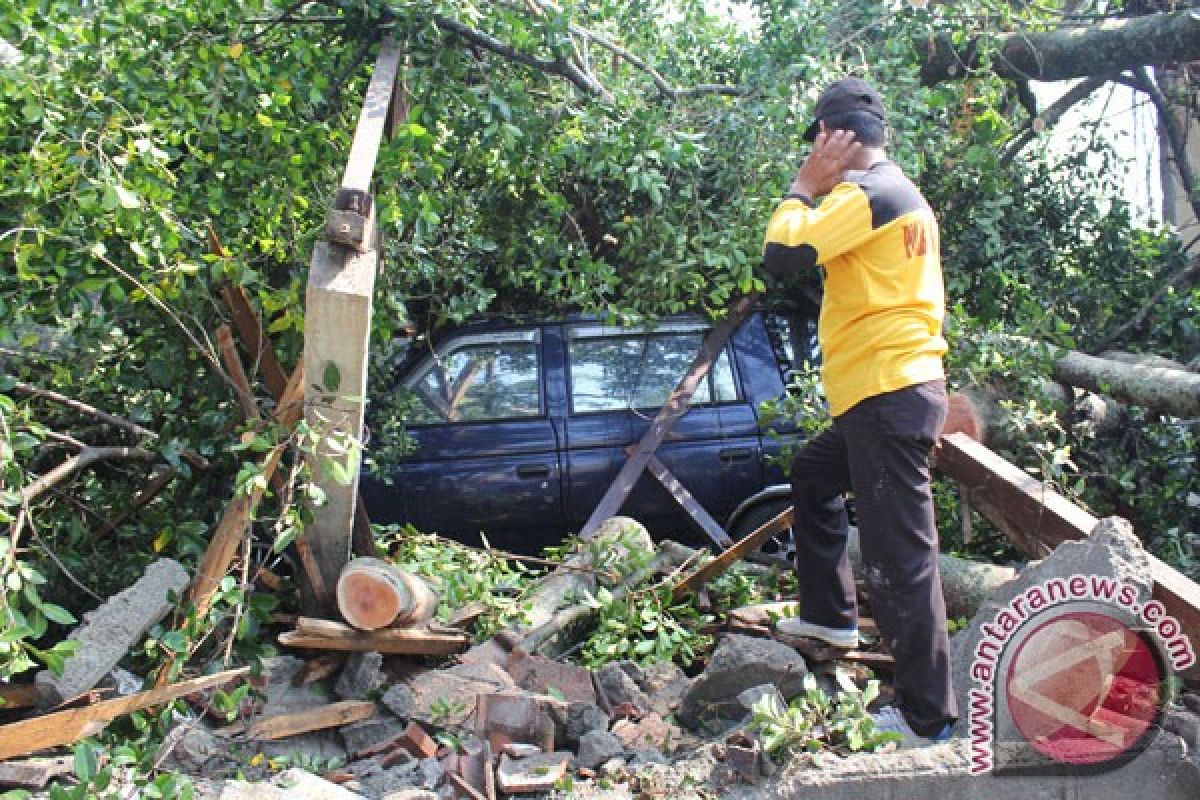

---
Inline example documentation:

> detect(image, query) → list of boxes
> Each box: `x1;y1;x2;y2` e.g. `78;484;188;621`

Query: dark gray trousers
790;380;957;736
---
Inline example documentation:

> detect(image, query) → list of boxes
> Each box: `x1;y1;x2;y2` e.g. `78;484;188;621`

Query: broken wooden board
779;634;896;670
218;700;375;741
278;617;468;656
672;506;794;598
579;294;757;538
937;432;1200;675
645;454;733;549
0;668;249;761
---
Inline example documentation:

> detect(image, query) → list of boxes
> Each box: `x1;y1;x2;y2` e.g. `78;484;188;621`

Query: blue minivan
360;307;818;561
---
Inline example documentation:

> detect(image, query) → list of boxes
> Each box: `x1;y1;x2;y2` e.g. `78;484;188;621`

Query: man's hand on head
789;126;861;200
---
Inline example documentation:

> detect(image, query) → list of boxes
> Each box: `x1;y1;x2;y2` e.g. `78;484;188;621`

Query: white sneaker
871;705;954;748
774;616;860;649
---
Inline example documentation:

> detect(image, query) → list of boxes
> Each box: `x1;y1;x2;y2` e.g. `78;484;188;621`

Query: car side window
406;336;541;424
568;329;738;412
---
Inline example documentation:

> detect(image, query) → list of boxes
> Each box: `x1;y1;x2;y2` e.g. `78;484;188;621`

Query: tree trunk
1053;350;1200;417
920;9;1200;86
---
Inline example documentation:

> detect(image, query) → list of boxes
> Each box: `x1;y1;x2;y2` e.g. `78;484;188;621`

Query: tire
731;498;797;568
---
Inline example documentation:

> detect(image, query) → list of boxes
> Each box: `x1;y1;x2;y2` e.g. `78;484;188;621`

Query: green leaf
40;604;76;626
114;185;141;209
73;742;98;783
322;362;341;393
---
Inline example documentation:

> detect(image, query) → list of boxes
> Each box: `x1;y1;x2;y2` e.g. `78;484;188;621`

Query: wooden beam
218;700;375;741
579;295;757;538
278;617;469;656
672;506;793;598
0;668;248;761
937;432;1200;674
303;242;377;612
186;366;305;619
216;280;375;560
328;36;403;251
645;455;733;549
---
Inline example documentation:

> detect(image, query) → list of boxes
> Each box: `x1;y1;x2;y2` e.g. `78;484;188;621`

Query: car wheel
733;498;797;568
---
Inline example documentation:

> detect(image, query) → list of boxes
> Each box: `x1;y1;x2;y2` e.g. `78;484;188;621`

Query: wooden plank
579;295;757;538
645;455;733;549
218;700;375;741
185;366;305;619
303;242;378;611
328;37;402;250
278;617;468;656
0;668;248;761
937;432;1200;674
672;506;793;598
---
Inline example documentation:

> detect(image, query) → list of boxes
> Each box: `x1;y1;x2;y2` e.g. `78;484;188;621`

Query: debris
724;731;769;783
637;661;690;717
576;730;625;770
563;702;610;747
501;743;542;758
494;751;571;794
335;651;386;701
475;691;558;752
447;772;488;800
278;616;469;656
33;558;189;706
676;634;808;730
381;684;416;718
293;653;346;687
0;756;72;789
610;713;682;754
157;723;231;773
396;721;439;759
338;558;439;631
457;736;491;798
505;650;596;705
0;667;249;761
780;636;896;670
402;669;511;728
219;767;365;799
219;700;376;741
594;663;650;712
339;715;409;757
380;791;438;800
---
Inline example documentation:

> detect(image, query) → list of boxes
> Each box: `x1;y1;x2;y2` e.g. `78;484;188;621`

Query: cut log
0;668;248;761
218;700;375;740
278;617;468;656
336;558;437;631
937;432;1200;676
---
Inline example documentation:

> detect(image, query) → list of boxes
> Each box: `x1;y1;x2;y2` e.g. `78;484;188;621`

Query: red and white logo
1005;610;1163;766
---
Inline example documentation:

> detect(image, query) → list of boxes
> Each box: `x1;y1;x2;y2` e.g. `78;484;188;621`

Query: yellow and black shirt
762;160;947;417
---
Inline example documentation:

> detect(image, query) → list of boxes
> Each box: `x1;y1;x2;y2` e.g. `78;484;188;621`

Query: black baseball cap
802;77;886;142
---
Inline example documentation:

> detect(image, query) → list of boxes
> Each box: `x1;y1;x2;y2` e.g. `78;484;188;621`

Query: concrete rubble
34;558;189;705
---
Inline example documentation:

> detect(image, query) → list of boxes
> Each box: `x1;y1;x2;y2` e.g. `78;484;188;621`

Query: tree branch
20;447;159;505
8;381;210;470
1120;68;1200;226
1095;255;1200;350
920;9;1200;85
1000;74;1111;167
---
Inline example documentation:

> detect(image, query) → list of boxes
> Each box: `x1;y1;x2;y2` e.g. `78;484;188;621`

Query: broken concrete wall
35;558;189;705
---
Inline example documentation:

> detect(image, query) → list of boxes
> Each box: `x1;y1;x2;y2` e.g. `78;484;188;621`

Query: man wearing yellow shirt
762;78;956;743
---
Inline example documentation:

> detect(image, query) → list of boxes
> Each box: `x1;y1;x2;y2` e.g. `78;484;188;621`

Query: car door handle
718;447;753;462
516;464;551;479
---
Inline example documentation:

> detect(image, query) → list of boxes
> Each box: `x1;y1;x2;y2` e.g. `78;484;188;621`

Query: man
761;77;956;742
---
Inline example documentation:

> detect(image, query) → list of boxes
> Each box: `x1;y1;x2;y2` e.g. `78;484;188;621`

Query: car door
561;319;762;544
362;327;564;552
